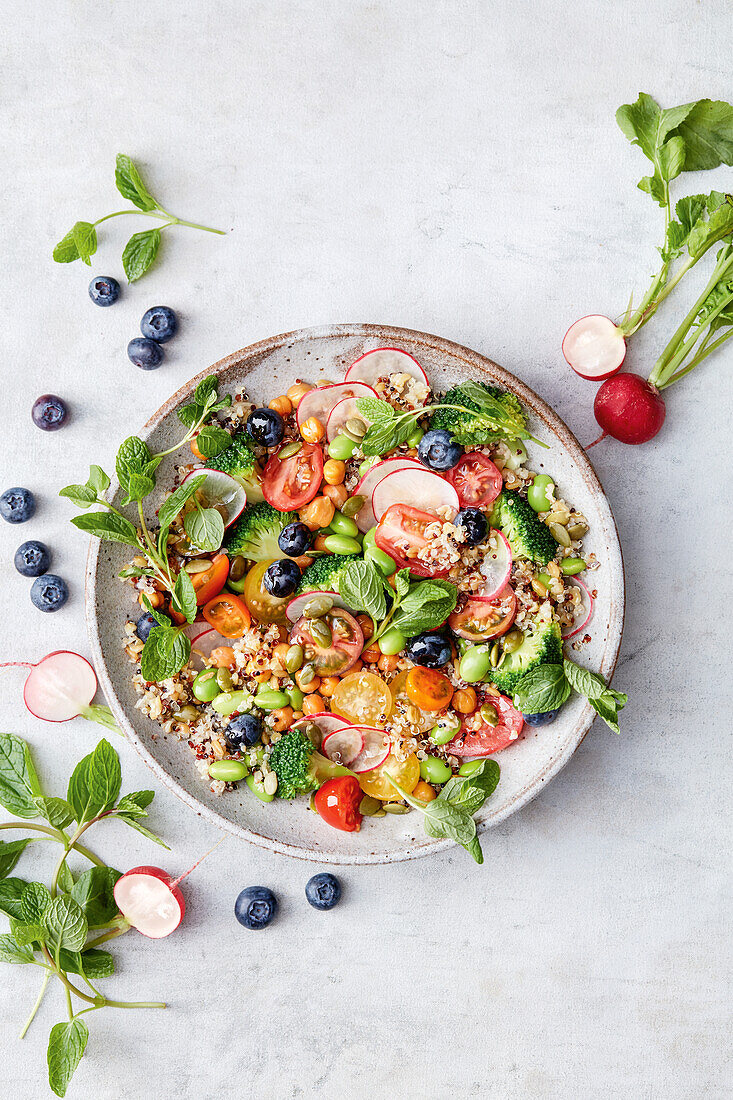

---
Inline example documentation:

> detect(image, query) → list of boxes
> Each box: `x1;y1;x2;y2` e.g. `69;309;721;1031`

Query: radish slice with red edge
114;866;185;939
326;396;372;442
286;591;350;624
353;457;423;532
345;348;429;388
18;651;98;723
291;713;354;750
182;469;246;528
321;726;364;766
345;725;391;773
562;315;626;380
188;627;232;670
296;382;377;431
468;530;513;602
371;468;459;524
561;576;594;639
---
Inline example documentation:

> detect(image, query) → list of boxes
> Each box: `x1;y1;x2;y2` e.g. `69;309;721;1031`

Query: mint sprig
512;660;627;733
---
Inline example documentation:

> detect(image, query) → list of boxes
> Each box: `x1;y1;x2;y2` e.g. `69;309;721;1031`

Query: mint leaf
140;626;191;682
355;396;392;422
114;153;158;211
60;947;115;979
47;1018;89;1098
117;815;170;849
0;839;31;879
71;867;121;928
122;228;161;282
87;740;121;812
57;862;75;895
157;474;206;529
52;228;80;264
87;465;111;494
194;424;232;459
0;878;28;920
0;933;34;964
71;221;97;265
116;436;154;504
43;896;88;953
20;883;52;924
33;797;75;829
71;510;139;547
11;917;44;946
59;483;98;509
171;568;197;623
394;569;411;600
512;663;571;715
115;790;154;816
563;659;627;733
0;733;42;818
338;559;387;621
391;579;457;638
184;506;224;553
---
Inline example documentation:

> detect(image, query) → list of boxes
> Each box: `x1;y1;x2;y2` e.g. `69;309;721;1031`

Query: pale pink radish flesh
286;591;350;624
345;348;429;388
371;468;459;524
296;382;377;431
321;726;365;766
562;315;626;380
345;726;390;773
469;530;513;602
22;651;98;723
292;713;354;753
562;576;594;639
188;627;231;669
114;866;185;939
182;469;246;528
353;458;423;532
326;396;372;442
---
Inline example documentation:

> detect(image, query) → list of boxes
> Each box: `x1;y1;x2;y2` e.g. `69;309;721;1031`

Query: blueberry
14;540;51;577
226;712;262;751
245;408;284;448
417;429;464;472
88;276;120;306
135;611;168;642
523;709;560;726
305;873;342;911
278;521;312;557
235;886;278;930
30;575;68;613
140;306;178;343
454;508;488;546
404;631;452;669
128;337;164;370
263;558;301;597
32;394;68;432
0;487;36;524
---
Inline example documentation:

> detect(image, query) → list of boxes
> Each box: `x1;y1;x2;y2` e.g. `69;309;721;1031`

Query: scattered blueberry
14;541;51;577
305;873;342;911
128;337;164;370
523;709;560;726
135;611;168;642
0;487;36;524
226;712;262;751
32;395;67;432
417;429;464;472
235;886;278;930
278;521;312;558
263;558;301;597
245;408;284;448
88;276;120;306
30;574;68;613
454;508;488;546
404;631;452;668
140;306;178;343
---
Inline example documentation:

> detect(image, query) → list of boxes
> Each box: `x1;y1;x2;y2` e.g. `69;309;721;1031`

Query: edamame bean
459;646;492;682
341;495;366;519
503;629;524;654
255;689;290;711
192;668;220;703
359;458;376;477
209;759;248;782
527;474;555;512
405;426;424;448
420;756;452;784
323;534;362;555
365;546;397;576
287;686;304;710
429;722;460;746
246;774;274;803
377;627;406;655
560;557;586;575
363;526;377;547
536;572;553;589
458;760;483;778
211;690;250;716
227;574;248;594
328;433;357;460
329;511;360;538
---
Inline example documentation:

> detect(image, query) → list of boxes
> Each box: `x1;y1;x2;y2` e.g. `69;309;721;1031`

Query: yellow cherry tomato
330;671;393;727
358;752;420;800
242;559;289;625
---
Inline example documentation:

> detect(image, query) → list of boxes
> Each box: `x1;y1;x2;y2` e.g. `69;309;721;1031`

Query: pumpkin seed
549;522;571;547
303;722;322;748
309;618;333;647
359;795;383;816
567;522;589;540
490;642;502;668
382;802;411;815
303;595;333;619
229;555;246;582
216;668;233;691
341;494;366;518
285;643;304;674
278;440;302;460
345;417;367;439
174;705;200;722
503;629;524;654
185;558;212;574
299;662;317;687
341;425;364;443
480;703;499;726
531;578;548;598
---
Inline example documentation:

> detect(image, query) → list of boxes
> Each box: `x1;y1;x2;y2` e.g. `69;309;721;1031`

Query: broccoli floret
296;554;362;595
224;502;297;561
488;604;563;696
430;383;525;445
205;432;264;503
269;727;352;799
490;490;556;565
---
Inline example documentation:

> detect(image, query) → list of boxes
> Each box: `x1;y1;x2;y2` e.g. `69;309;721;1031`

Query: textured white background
1;2;731;1097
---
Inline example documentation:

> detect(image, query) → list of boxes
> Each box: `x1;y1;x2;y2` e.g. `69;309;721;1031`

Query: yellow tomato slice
358;752;420;800
389;670;434;733
243;559;289;625
330;671;393;727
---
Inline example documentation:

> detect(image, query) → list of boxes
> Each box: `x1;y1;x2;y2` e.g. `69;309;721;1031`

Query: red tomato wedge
445;452;503;508
448;585;517;641
289;609;363;675
190;554;230;606
314;776;363;832
374;504;449;578
202;592;252;639
262;442;323;511
447;693;524;757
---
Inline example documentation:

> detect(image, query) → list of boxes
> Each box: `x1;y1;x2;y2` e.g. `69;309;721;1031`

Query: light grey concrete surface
1;2;730;1097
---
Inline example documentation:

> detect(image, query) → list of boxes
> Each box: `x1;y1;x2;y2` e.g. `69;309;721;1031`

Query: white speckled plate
85;324;624;864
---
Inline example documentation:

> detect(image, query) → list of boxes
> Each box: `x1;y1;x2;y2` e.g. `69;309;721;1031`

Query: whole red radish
592;373;666;445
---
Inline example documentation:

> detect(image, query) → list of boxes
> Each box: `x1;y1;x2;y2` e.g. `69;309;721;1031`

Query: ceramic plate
85;324;624;864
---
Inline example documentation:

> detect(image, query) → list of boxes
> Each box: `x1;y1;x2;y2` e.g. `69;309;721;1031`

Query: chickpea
377;653;399;674
300;496;335;531
268;395;292;417
322;483;349;509
356;613;374;640
313;535;331;552
295;667;321;692
287;381;313;407
319;676;339;698
249;669;271;684
272;643;290;671
300;416;325;443
139;590;164;609
291;710;304;721
323;459;346;485
302;693;325;715
452;687;478;714
270;706;294;732
209;646;236;669
293;554;313;570
412;780;437;803
347;658;364;676
362;643;381;664
386;572;398;589
190;434;205;460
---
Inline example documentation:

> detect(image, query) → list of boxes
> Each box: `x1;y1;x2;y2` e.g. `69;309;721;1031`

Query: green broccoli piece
296;554;362;595
224;502;297;561
268;727;352;799
430;383;525;446
488;605;563;696
490;490;557;565
205;432;264;503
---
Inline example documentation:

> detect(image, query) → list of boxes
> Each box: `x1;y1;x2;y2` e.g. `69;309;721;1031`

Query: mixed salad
62;347;626;862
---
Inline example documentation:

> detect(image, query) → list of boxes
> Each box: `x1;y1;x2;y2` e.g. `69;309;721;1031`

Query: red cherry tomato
188;554;229;606
289;609;363;674
447;693;524;757
448;585;517;641
374;504;449;578
445;452;503;508
262;442;323;511
202;592;252;639
314;776;363;832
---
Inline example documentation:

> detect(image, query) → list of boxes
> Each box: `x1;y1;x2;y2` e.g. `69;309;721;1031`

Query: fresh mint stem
19;971;51;1040
92;208;225;234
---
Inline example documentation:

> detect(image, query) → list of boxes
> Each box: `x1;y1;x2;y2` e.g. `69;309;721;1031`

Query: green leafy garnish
343;559;458;647
512;660;627;733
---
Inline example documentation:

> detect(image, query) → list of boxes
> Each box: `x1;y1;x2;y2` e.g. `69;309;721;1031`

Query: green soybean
536;572;553;589
287;686;304;710
359;458;376;477
211;690;250;716
329;511;360;538
328;433;357;460
246;774;274;803
561;557;586;575
458;760;484;778
209;759;248;782
420;756;452;784
255;689;290;711
377;627;406;655
365;546;396;576
429;722;460;746
459;646;492;682
363;526;377;548
406;426;424;448
192;668;220;703
323;534;362;555
527;474;555;513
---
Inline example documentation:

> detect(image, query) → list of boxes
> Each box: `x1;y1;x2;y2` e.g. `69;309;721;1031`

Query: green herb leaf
0;932;34;964
118;564;156;580
0;839;31;879
33;797;75;829
140;626;191;683
674;99;733;171
87;465;111;494
11;916;44;946
71;510;140;547
20;883;52;924
184;506;224;553
394;568;411;600
141;596;171;630
58;483;98;509
512;663;571;715
360;414;415;456
157;474;206;529
355;396;394;422
71;221;97;265
0;733;42;818
419;797;477;846
0;878;28;920
57;862;75;895
116;436;155;504
114;153;158;211
338;559;387;621
117;815;170;849
391;579;458;638
194;424;232;459
43;896;88;953
122;228;161;282
71;867;121;928
60;947;115;979
563;659;627;733
47;1018;89;1098
115;790;154;817
439;759;501;815
171;568;197;623
87;740;122;813
616;93;696;204
52;228;81;264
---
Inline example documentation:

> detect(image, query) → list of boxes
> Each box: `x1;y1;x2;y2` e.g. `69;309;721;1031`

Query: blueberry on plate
0;487;36;524
305;873;342;911
32;394;68;432
88;276;120;306
128;337;164;370
14;540;50;577
404;631;452;669
263;558;301;597
523;709;560;726
245;408;284;448
235;886;278;930
135;611;168;642
30;575;68;613
226;712;262;751
140;306;178;343
454;507;488;546
417;429;464;472
278;521;312;557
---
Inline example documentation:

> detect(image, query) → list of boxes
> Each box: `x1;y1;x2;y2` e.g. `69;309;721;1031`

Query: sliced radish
22;651;98;723
182;469;246;529
326;396;372;442
188;627;232;669
285;591;350;624
114;866;185;939
345;725;391;773
353;458;423;532
321;726;364;766
562;315;627;380
562;576;594;639
469;530;513;602
345;348;429;388
296;382;377;431
371;468;459;524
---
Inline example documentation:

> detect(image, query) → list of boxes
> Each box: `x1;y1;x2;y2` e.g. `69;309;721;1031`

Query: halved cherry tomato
445;452;503;508
405;666;454;711
447;693;524;757
289;609;363;675
202;592;251;639
242;559;290;625
314;776;363;831
190;554;229;606
262;442;323;511
448;585;517;641
374;504;449;578
358;752;420;800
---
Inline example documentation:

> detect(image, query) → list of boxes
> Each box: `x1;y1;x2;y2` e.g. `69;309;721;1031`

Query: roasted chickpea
319;676;339;698
356;613;374;640
377;653;399;674
322;483;349;509
300;496;335;530
302;693;325;715
139;590;164;609
412;780;437;803
209;646;236;669
346;658;364;676
270;706;294;732
190;435;205;460
272;643;290;671
322;459;346;485
362;643;381;664
313;535;331;552
452;687;478;714
268;395;292;417
300;416;325;443
293;554;314;570
286;381;313;407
